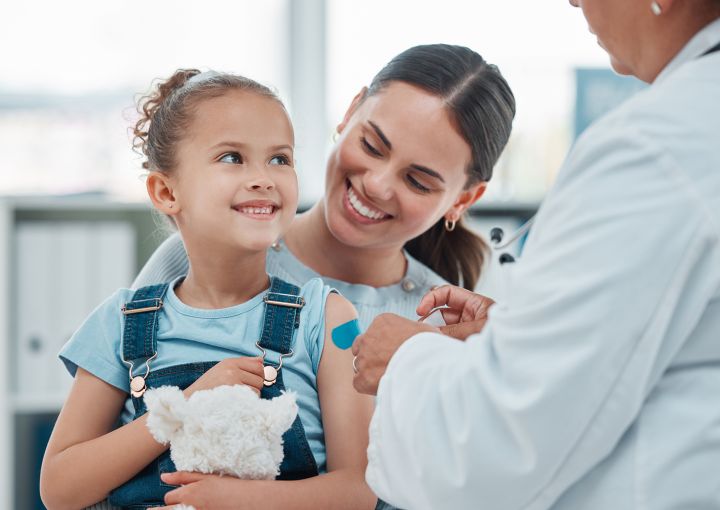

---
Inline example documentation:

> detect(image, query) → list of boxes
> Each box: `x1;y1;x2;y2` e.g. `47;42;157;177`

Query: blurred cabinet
0;197;165;510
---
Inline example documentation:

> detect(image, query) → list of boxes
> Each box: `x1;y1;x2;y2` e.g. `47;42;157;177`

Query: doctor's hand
352;313;438;396
417;285;495;340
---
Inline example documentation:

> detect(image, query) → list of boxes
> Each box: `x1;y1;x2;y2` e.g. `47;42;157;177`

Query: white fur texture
145;384;298;483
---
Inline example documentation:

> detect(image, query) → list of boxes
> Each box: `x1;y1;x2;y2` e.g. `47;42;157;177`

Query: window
0;0;289;198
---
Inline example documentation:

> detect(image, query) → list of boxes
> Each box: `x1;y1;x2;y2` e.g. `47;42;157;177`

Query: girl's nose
246;166;275;191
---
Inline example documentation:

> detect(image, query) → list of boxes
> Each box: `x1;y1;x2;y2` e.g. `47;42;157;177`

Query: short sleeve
299;278;335;374
58;289;134;392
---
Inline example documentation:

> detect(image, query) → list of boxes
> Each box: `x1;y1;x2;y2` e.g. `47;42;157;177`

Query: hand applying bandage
416;284;495;340
351;314;438;396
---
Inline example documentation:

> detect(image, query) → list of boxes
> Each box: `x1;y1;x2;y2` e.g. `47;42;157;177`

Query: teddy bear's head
144;384;298;480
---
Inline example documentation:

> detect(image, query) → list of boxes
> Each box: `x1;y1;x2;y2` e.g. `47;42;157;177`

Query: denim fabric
375;498;401;510
108;278;318;508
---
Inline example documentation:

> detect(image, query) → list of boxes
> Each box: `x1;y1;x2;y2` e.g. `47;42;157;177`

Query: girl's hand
151;472;262;510
184;357;265;397
416;285;495;340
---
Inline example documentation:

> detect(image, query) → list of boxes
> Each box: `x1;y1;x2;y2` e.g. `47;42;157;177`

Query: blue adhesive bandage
331;319;361;350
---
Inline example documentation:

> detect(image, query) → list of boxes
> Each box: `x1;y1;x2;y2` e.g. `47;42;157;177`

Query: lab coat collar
655;17;720;83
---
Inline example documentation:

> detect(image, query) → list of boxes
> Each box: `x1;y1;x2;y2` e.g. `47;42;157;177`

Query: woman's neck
284;202;407;287
176;244;269;309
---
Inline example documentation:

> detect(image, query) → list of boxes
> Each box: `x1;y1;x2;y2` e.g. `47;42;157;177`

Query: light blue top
367;19;720;510
133;236;448;329
59;276;333;471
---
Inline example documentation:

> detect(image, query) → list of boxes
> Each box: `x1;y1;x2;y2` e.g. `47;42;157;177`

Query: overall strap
258;276;304;354
121;284;169;363
259;277;319;479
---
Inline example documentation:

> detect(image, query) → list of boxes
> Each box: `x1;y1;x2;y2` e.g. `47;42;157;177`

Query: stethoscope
489;216;535;265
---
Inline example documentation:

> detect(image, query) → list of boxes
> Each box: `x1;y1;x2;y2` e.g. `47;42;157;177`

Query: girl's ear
445;182;487;223
146;171;179;216
336;87;368;135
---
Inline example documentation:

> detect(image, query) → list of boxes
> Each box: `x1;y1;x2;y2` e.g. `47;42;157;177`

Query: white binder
15;221;135;399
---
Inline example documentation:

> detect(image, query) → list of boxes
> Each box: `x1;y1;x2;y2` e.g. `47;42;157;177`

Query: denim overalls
108;277;319;509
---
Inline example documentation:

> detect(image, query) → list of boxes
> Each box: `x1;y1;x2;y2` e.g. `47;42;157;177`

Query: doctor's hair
132;68;285;173
364;44;516;289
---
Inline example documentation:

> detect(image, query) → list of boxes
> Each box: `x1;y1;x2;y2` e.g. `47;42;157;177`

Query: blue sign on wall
574;68;646;138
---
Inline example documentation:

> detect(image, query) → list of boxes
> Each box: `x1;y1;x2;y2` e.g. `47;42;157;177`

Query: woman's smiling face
323;81;481;251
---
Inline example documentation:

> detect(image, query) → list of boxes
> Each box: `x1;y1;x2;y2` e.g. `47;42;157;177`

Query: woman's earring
444;218;457;232
651;1;662;15
332;131;340;143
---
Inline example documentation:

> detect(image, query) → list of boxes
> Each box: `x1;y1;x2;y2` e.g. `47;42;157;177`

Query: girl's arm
40;367;167;510
159;293;377;510
41;357;265;510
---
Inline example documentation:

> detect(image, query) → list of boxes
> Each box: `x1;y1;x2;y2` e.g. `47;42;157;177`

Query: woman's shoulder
133;232;188;288
404;251;449;292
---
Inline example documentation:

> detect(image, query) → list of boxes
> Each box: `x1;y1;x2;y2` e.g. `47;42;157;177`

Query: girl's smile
232;199;280;221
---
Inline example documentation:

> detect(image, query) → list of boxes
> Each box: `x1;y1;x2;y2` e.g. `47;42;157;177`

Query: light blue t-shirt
134;234;448;330
59;276;333;472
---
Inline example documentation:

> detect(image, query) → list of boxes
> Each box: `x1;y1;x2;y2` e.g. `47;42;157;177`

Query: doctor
352;0;720;509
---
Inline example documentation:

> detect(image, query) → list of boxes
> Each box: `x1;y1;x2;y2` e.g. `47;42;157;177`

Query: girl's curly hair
133;69;284;172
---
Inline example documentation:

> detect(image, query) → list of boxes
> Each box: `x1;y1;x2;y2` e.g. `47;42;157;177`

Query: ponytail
405;218;487;290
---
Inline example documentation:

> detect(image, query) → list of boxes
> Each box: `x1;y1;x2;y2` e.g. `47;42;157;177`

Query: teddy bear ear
267;391;299;436
144;386;187;444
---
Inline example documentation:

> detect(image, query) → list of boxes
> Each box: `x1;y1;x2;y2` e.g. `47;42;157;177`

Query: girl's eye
361;137;383;157
219;152;243;164
269;154;291;166
407;174;431;194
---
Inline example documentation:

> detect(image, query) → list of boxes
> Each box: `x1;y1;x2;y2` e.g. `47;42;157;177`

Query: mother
134;44;516;329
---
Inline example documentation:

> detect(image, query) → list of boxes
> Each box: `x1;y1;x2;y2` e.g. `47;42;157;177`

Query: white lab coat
367;19;720;510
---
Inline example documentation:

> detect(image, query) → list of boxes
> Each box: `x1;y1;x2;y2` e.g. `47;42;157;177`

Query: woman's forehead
357;82;472;172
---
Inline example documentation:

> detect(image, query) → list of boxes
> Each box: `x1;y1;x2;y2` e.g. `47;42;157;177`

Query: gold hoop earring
651;1;662;15
444;218;456;232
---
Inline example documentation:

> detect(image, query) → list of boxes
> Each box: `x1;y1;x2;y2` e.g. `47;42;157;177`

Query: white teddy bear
143;384;298;510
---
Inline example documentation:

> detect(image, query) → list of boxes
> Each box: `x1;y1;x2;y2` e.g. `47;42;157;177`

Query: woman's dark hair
133;69;284;172
366;44;516;289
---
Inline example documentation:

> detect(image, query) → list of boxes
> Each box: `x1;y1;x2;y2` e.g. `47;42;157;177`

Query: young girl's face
323;81;481;251
170;90;297;253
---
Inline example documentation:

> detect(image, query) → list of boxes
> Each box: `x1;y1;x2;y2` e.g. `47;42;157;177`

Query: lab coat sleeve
366;122;717;510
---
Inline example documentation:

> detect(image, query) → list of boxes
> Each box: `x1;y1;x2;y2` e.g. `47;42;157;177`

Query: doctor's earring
651;1;663;15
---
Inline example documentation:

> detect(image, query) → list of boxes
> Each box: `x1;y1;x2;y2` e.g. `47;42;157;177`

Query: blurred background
0;1;646;507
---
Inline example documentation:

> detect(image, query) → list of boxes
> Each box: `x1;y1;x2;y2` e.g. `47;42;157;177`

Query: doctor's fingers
417;285;494;322
439;318;490;340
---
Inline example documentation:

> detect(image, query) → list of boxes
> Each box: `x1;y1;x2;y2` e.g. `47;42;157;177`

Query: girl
39;70;376;510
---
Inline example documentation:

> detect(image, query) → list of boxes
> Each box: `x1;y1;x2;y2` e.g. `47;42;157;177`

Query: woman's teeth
237;206;274;215
347;186;387;220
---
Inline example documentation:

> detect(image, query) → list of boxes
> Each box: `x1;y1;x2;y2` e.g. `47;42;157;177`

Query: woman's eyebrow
367;120;444;183
410;164;445;183
368;121;392;150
